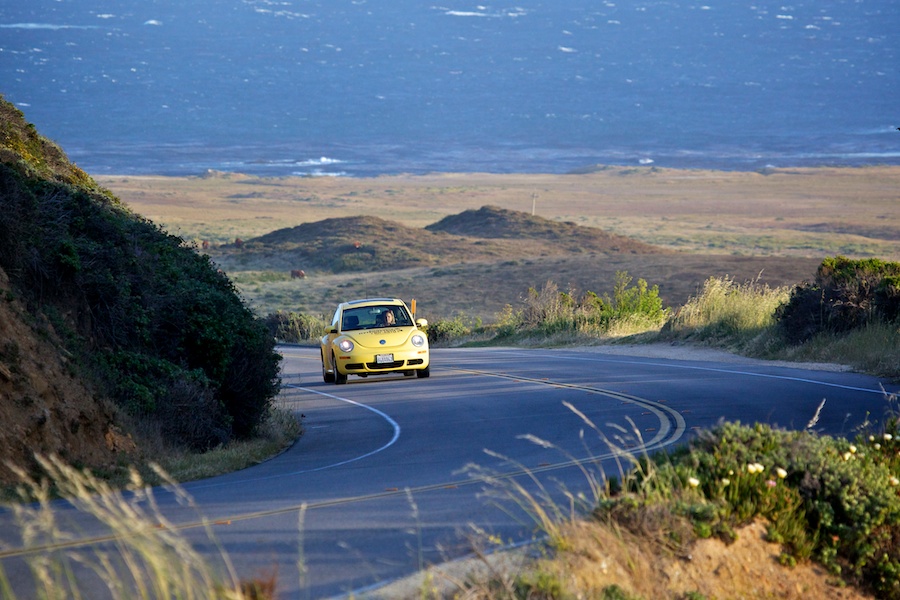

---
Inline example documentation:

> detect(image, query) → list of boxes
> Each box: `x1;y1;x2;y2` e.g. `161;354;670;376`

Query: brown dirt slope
0;265;121;485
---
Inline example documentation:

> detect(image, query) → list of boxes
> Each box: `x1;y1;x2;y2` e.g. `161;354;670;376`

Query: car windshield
341;305;413;331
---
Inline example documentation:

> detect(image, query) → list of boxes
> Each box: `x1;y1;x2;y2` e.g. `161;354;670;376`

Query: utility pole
531;190;538;216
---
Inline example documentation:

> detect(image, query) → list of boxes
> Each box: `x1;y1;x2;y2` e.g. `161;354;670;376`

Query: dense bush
426;315;475;345
777;256;900;344
0;100;281;450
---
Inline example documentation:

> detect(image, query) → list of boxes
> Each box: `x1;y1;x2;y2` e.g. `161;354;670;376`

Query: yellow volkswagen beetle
321;298;430;384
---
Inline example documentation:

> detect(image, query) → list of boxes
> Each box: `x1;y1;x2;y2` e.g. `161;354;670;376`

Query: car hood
346;327;422;349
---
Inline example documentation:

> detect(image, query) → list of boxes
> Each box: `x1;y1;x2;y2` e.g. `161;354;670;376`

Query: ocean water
1;0;898;177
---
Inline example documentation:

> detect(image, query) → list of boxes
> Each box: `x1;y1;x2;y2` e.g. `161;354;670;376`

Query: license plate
375;354;394;364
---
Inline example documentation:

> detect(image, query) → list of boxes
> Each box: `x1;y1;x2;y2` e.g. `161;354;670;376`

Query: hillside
209;206;666;275
0;96;281;484
425;205;661;254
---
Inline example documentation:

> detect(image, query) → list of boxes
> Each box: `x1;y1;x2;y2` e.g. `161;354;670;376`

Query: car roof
339;298;406;309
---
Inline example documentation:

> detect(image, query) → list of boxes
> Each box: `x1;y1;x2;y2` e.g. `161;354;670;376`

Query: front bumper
336;349;430;374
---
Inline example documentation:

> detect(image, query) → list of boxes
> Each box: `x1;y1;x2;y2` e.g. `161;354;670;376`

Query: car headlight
338;339;354;353
411;334;426;347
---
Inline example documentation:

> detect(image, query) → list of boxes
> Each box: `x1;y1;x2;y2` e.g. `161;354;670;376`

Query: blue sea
1;1;898;177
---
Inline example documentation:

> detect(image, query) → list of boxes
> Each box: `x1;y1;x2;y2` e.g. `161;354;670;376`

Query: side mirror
416;318;428;329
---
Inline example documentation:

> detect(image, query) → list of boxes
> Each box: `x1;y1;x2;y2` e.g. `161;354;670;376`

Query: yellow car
321;298;430;384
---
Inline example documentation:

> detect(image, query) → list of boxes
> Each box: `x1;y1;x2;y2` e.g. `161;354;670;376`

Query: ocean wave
441;7;527;18
297;156;344;166
291;169;348;178
0;23;99;30
243;156;346;168
444;11;492;18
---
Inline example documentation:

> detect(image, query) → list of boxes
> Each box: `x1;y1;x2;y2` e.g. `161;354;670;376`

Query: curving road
1;347;897;598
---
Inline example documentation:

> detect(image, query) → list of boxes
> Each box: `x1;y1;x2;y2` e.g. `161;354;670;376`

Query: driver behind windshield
376;309;396;327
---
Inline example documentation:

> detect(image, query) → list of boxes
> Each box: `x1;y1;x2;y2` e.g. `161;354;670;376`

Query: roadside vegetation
446;403;900;600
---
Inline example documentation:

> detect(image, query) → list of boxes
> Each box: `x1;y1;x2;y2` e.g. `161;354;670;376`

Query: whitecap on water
0;23;98;30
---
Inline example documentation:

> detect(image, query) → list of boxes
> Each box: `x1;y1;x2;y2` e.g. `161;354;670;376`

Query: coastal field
98;166;900;321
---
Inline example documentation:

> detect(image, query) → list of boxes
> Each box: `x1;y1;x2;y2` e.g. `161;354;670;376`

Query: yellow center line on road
444;366;687;453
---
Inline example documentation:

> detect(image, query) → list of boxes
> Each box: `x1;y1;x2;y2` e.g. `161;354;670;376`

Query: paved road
2;347;896;598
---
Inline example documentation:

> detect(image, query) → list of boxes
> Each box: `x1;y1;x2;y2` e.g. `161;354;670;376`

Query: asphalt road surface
1;347;897;599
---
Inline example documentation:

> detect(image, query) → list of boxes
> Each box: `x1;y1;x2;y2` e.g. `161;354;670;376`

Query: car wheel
333;352;348;385
322;350;335;383
416;364;430;378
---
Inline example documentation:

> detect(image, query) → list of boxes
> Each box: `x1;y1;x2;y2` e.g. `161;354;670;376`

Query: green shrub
514;570;571;599
777;256;900;343
426;315;473;345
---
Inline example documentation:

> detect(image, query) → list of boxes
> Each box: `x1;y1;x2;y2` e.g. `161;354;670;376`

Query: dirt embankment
0;265;128;485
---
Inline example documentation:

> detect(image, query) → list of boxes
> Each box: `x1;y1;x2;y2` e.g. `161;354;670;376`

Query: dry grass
495;518;872;600
771;321;900;379
3;455;267;599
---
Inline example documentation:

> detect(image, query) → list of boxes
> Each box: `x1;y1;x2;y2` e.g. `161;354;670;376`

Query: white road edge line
497;350;895;396
188;385;401;489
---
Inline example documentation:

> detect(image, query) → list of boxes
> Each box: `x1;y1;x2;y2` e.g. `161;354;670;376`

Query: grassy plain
98;166;900;321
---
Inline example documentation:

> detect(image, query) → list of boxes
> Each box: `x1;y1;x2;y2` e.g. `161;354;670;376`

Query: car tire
333;352;348;385
416;364;430;378
322;350;335;383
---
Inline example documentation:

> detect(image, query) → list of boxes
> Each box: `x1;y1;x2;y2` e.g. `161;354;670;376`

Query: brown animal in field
234;238;244;248
201;240;210;250
290;269;306;279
